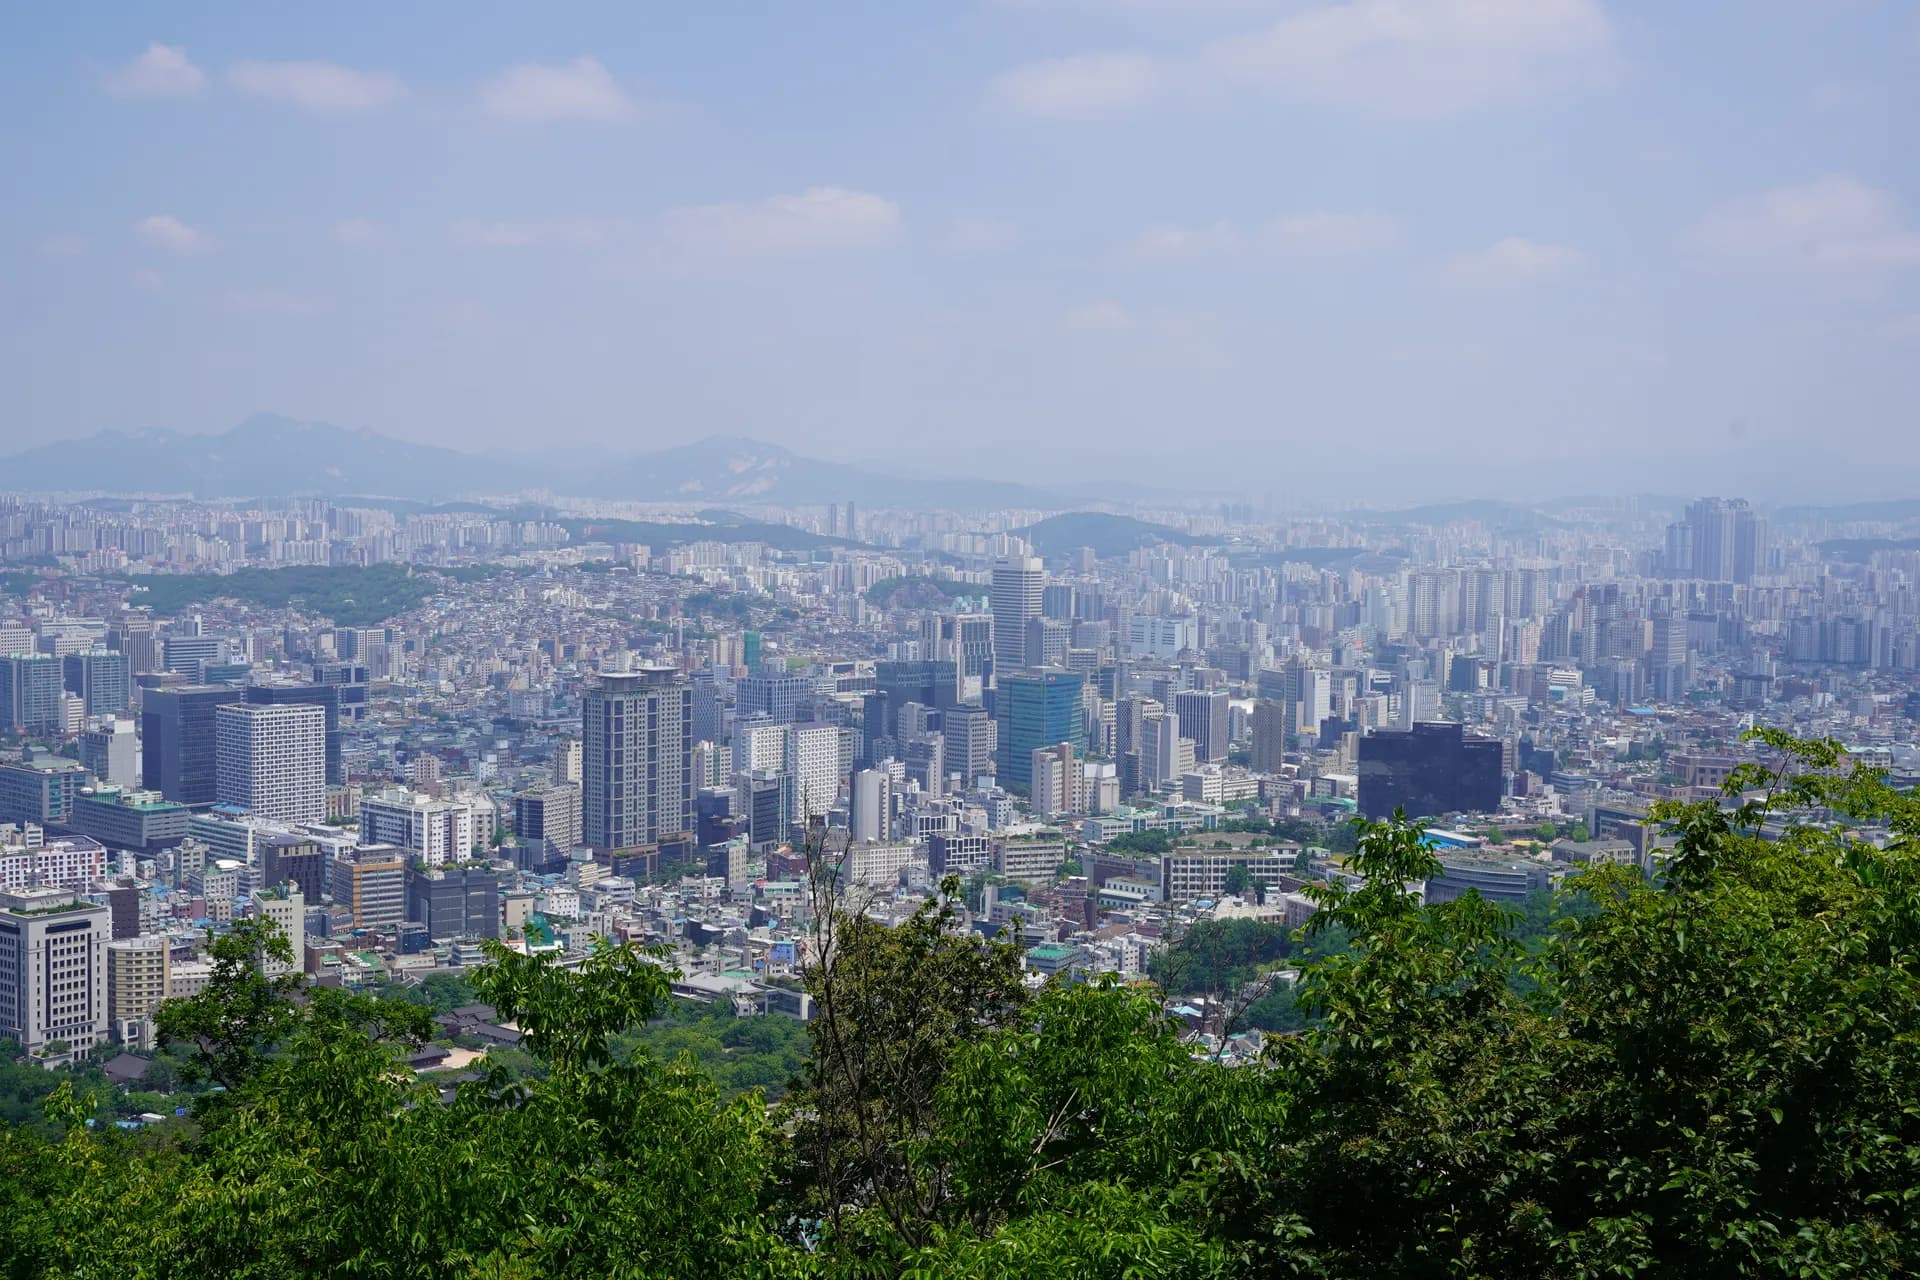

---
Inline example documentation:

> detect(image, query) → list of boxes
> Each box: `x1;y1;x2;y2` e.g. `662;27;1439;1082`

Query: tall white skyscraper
990;555;1044;674
215;702;326;824
582;668;692;852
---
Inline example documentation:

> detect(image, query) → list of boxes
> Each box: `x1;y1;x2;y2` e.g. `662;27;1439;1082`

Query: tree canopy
4;729;1919;1276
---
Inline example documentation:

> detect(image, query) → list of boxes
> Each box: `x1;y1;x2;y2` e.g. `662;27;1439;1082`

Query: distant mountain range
0;414;1065;509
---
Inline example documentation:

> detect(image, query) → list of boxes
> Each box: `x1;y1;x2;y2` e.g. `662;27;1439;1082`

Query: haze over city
5;1;1919;500
7;5;1920;1277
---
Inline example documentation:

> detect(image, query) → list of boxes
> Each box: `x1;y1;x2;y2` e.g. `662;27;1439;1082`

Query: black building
865;660;960;748
261;834;328;904
1356;722;1503;820
246;682;344;784
405;864;500;941
140;685;237;806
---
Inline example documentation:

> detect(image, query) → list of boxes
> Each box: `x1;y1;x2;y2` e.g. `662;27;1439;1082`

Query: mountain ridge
0;414;1065;509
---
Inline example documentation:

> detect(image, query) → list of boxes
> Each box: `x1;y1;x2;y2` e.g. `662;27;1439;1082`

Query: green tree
786;876;1029;1247
1222;862;1253;897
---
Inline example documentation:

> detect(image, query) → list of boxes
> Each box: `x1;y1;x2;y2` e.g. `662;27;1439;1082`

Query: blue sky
2;1;1916;500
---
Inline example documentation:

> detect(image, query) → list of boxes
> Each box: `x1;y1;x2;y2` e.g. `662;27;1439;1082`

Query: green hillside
1013;511;1212;559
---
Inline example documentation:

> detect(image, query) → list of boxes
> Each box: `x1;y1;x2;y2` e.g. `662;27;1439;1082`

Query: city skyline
4;2;1918;500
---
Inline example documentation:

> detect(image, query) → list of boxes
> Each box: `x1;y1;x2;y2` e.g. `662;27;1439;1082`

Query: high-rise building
850;768;891;843
867;660;960;744
0;655;64;735
1251;700;1289;775
330;844;406;929
553;738;583;787
107;934;170;1038
1356;722;1503;820
786;723;842;825
1030;743;1081;818
943;703;996;786
1025;617;1071;671
737;672;813;724
141;685;235;806
62;650;129;717
161;635;227;681
991;556;1045;674
582;668;692;854
246;682;344;785
78;719;140;788
996;670;1086;789
1650;606;1690;702
108;613;158;676
1666;498;1768;585
405;864;499;940
512;783;582;859
0;888;110;1055
215;702;327;824
259;834;327;904
253;884;306;977
361;788;478;867
1175;689;1231;765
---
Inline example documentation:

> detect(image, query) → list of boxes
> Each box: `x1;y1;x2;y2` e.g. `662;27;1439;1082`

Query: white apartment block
0;831;108;892
0;888;110;1055
360;788;477;867
216;702;327;824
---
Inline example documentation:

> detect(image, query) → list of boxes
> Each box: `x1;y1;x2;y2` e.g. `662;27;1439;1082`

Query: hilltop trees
2;730;1919;1276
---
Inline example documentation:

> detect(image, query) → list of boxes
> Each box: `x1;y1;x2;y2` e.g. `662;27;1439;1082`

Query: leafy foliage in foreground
3;729;1919;1277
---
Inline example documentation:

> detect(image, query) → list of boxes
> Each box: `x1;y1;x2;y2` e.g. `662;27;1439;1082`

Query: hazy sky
3;2;1917;500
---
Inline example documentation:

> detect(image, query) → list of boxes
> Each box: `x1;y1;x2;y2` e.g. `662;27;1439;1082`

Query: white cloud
1445;237;1584;283
37;233;88;257
657;187;903;259
450;217;620;250
1129;211;1399;260
134;215;213;255
226;288;322;316
1697;176;1920;272
989;52;1162;118
449;188;902;264
104;43;207;98
1266;211;1400;254
480;56;636;122
1129;221;1244;259
1206;0;1614;116
943;217;1020;255
1063;300;1134;331
332;218;384;246
227;60;403;114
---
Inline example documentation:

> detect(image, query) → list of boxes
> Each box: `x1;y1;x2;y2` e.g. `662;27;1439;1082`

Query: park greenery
3;728;1920;1275
119;563;441;627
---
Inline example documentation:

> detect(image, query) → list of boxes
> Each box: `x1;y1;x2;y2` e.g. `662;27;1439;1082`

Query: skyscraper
943;703;997;786
141;685;235;806
215;702;327;824
867;659;960;744
1356;722;1503;820
582;668;692;854
995;670;1086;789
62;650;130;717
1174;688;1231;765
0;655;64;735
246;681;345;784
990;555;1045;674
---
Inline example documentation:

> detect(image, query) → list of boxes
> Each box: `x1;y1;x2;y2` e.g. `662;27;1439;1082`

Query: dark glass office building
1356;721;1503;820
141;685;237;806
